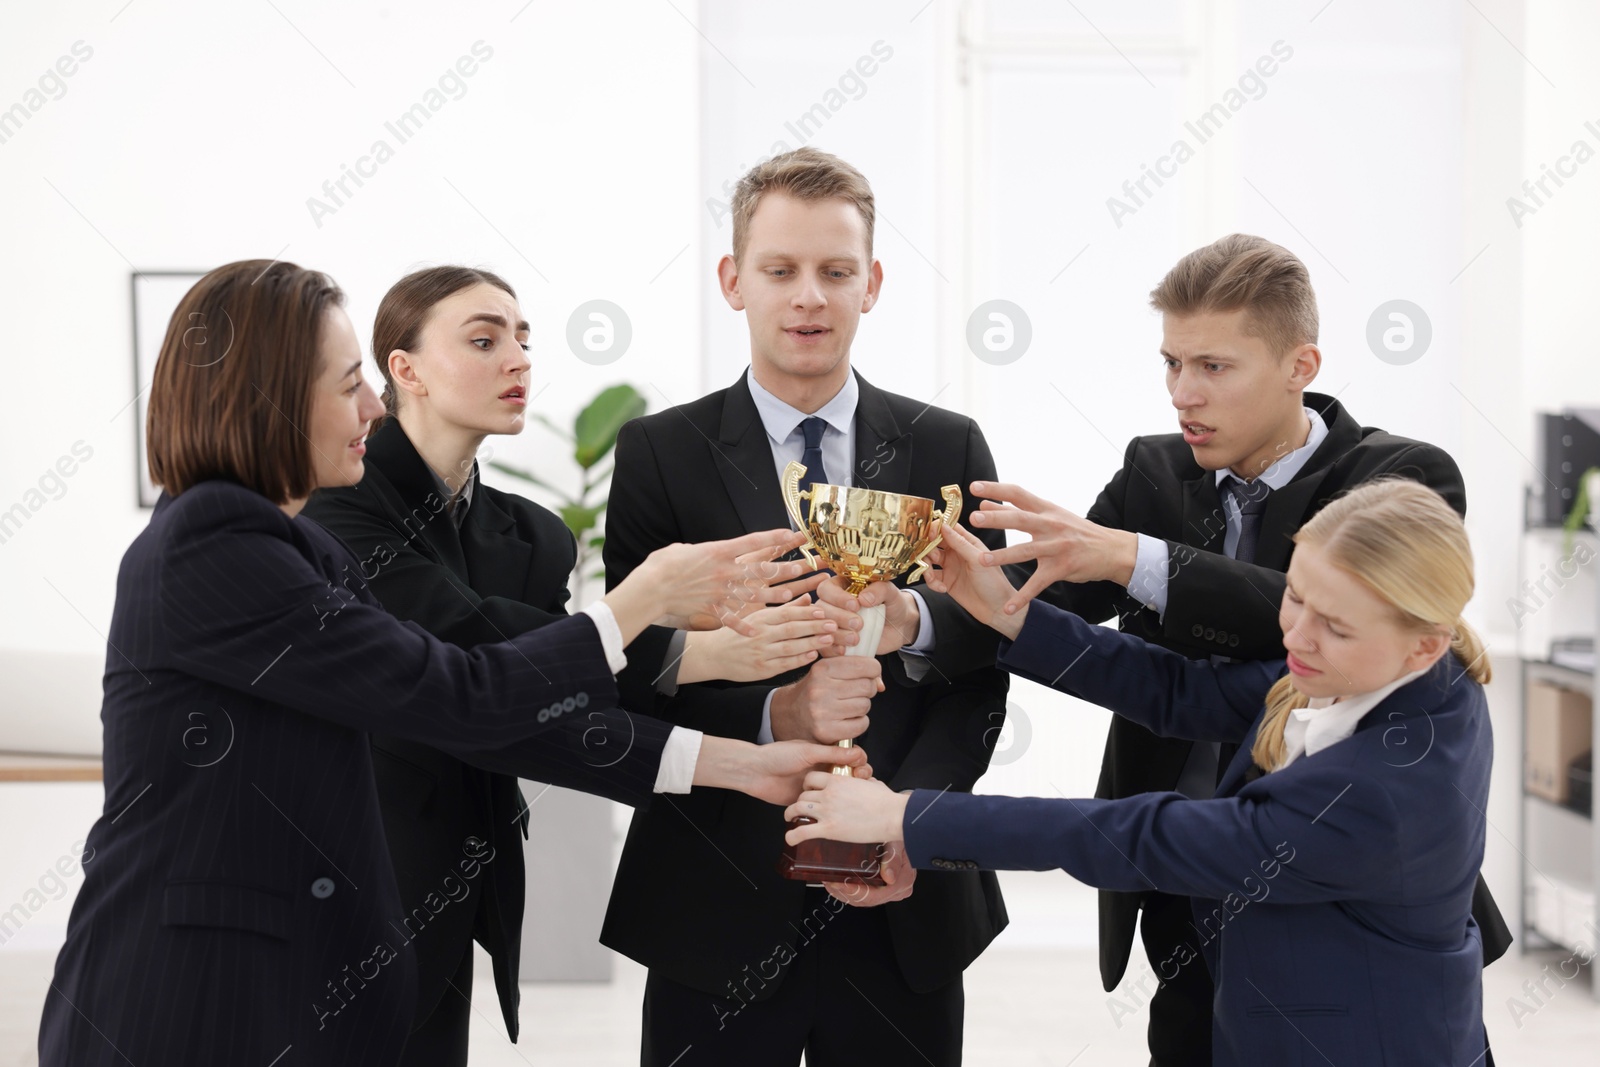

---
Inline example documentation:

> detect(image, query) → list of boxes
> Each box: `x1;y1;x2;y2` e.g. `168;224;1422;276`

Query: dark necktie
447;492;468;528
798;416;830;496
1224;476;1273;565
1175;477;1274;800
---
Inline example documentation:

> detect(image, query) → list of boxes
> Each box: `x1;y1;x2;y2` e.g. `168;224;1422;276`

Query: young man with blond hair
599;147;1009;1066
938;233;1510;1066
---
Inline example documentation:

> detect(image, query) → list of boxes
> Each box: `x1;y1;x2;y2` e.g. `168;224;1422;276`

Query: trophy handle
904;484;965;586
779;460;818;569
939;483;964;520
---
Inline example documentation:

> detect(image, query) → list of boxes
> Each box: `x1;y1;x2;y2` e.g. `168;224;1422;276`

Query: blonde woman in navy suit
789;479;1493;1066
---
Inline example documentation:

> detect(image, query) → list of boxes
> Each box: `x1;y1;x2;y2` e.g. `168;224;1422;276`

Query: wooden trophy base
777;818;887;886
776;602;889;886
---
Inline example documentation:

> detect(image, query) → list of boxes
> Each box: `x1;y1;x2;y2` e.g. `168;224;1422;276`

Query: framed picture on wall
130;270;208;507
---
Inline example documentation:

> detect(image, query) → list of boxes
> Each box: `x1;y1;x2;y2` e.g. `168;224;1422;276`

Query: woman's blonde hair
1252;478;1490;772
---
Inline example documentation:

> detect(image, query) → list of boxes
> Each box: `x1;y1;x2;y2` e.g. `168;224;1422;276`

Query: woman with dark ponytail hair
789;478;1496;1066
302;265;847;1064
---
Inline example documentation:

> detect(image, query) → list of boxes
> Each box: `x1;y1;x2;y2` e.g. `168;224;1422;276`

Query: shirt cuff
578;601;628;674
654;726;702;793
902;589;935;653
756;689;777;745
655;629;688;696
1126;534;1171;617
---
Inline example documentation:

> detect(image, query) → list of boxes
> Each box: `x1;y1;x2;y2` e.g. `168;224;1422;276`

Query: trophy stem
846;602;887;659
832;602;883;777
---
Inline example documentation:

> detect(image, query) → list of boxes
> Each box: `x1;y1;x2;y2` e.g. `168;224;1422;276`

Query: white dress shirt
578;601;701;792
744;369;937;743
1127;407;1329;616
1277;666;1429;770
424;461;701;792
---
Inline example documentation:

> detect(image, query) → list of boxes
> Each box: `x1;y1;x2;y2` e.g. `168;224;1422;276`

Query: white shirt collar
745;368;858;446
1279;665;1430;768
1215;406;1329;491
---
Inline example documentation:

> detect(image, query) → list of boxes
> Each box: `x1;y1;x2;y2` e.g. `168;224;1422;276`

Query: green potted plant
1561;465;1600;554
488;383;646;597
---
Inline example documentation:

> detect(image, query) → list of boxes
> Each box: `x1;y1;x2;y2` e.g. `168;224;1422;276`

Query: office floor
3;940;1593;1065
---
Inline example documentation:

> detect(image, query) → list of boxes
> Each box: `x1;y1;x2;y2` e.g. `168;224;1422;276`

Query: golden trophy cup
776;460;962;886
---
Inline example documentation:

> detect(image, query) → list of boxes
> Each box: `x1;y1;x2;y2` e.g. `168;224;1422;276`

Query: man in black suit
924;234;1510;1066
600;147;1009;1066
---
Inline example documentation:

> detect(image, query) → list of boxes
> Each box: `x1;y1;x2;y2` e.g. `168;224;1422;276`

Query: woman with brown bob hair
38;259;863;1067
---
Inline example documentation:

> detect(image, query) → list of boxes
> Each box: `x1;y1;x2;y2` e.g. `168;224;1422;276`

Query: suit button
1203;627;1215;641
1228;634;1240;648
1191;624;1204;638
964;861;978;870
1216;629;1228;644
311;877;336;899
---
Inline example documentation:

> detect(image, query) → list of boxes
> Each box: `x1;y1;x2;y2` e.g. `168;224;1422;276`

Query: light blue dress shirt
1126;407;1328;617
745;370;936;743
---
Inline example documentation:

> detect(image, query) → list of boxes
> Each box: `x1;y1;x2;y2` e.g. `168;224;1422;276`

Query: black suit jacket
304;418;600;1041
598;370;1010;1000
40;479;671;1067
933;392;1510;990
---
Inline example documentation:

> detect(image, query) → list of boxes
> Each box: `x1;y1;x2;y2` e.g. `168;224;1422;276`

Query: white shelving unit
1517;525;1600;999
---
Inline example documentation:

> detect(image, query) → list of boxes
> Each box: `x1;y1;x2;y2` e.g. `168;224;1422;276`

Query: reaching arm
899;763;1404;906
161;484;669;802
1161;443;1468;661
604;419;779;739
786;764;1407;907
999;598;1278;744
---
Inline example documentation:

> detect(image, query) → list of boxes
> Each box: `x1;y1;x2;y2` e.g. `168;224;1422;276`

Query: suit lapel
363;420;472;579
1178;475;1228;552
715;372;792;536
459;487;536;601
1216;720;1267;797
1252;394;1364;571
851;372;911;496
712;369;914;540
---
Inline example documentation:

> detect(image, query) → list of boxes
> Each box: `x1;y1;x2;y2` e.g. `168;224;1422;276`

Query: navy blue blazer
39;479;673;1067
902;602;1491;1067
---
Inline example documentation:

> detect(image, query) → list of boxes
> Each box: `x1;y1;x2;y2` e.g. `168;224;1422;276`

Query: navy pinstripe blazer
39;479;672;1066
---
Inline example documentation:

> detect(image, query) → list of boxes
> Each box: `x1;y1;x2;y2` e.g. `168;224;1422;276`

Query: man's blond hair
1150;234;1318;357
730;147;875;264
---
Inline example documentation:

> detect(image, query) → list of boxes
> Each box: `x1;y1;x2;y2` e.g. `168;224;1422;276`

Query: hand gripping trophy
776;459;962;886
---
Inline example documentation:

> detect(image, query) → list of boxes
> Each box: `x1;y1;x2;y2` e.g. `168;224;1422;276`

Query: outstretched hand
965;480;1138;614
923;519;1028;640
648;529;813;635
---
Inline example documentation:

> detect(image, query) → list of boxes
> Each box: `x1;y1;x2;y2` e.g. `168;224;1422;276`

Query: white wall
0;0;703;738
2;0;1594;960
